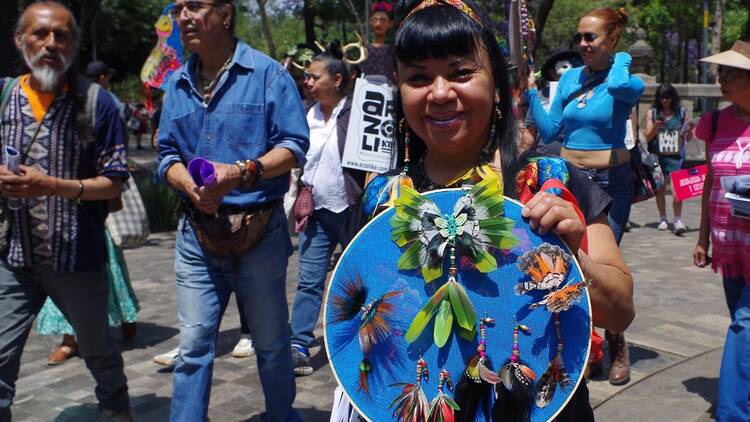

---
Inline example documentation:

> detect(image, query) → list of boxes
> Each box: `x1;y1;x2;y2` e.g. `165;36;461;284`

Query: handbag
106;177;150;249
630;145;657;203
293;185;314;233
188;202;277;256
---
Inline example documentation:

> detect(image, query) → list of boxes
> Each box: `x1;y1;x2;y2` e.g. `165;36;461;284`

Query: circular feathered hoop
324;188;592;422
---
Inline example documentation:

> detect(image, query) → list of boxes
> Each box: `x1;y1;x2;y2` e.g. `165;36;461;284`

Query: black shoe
292;346;313;376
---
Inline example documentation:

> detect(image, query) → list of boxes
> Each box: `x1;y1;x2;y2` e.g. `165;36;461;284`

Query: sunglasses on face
169;1;219;18
572;32;598;44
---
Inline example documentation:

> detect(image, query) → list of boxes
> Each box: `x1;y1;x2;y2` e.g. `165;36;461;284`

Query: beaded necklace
196;46;235;104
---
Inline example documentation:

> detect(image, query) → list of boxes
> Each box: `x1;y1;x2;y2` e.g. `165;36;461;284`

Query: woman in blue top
526;6;644;387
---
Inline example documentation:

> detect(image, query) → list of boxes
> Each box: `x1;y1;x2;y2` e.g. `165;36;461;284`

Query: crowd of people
0;0;748;422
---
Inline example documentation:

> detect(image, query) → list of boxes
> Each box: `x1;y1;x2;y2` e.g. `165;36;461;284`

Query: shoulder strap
0;77;22;120
76;79;100;130
711;109;719;141
562;72;608;110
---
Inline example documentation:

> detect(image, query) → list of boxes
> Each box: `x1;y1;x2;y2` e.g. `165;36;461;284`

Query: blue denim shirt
156;41;309;207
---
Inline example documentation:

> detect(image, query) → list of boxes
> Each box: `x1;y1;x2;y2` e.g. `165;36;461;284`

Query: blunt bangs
395;5;483;62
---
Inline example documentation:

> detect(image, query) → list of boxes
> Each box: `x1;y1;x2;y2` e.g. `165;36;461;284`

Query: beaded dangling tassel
493;323;536;422
455;316;500;421
427;369;460;422
535;312;571;408
389;358;430;422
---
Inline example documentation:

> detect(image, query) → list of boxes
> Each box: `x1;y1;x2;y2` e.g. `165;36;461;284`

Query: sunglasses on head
572;32;598;44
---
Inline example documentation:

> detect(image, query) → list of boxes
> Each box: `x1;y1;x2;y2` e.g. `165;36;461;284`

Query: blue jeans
583;163;634;245
170;208;300;422
0;263;129;422
717;277;750;422
290;208;351;349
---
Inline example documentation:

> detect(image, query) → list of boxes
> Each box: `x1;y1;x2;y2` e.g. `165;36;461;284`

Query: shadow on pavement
243;407;331;422
52;393;171;421
628;344;660;366
683;376;718;418
118;322;179;351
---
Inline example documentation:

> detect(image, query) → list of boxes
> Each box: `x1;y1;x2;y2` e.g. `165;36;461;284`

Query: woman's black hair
392;0;519;197
311;40;352;95
652;83;681;114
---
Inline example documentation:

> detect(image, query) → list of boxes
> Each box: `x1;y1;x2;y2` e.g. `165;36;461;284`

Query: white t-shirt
301;98;350;213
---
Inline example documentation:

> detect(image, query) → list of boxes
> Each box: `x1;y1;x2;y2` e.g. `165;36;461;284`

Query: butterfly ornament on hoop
391;176;518;347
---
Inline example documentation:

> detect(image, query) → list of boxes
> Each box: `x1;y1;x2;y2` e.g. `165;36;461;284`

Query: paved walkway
10;184;728;421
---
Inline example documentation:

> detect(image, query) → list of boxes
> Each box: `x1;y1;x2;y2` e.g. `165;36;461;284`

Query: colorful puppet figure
141;3;183;90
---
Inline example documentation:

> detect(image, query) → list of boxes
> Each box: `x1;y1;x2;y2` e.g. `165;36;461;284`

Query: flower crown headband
403;0;481;26
371;1;393;14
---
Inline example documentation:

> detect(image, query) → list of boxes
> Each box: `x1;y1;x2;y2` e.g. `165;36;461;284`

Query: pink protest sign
671;165;707;202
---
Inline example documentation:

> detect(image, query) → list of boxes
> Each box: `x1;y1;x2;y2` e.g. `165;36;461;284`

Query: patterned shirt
695;107;750;284
0;76;128;272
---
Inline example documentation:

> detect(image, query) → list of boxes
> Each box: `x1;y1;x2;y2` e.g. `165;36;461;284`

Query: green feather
452;281;476;331
444;395;460;410
405;282;449;343
421;263;443;283
447;281;470;330
397;242;423;270
457;325;476;341
472;249;498;273
434;299;453;347
390;215;418;246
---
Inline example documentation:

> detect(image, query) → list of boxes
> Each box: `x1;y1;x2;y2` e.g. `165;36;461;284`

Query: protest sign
342;76;397;174
671;164;707;201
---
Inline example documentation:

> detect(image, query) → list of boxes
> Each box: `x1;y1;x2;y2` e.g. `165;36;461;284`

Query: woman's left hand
521;190;585;252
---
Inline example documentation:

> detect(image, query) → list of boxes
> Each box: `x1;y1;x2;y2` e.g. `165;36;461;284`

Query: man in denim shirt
156;1;308;420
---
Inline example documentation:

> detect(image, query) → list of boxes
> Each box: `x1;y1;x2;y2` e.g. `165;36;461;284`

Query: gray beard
21;46;71;92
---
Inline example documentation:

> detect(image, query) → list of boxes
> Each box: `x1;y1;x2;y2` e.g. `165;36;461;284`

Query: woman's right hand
693;242;709;267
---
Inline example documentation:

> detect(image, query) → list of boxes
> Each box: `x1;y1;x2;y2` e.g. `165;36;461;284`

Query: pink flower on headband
371;1;393;13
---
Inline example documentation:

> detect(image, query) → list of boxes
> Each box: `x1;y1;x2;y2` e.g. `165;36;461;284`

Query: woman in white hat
693;39;750;422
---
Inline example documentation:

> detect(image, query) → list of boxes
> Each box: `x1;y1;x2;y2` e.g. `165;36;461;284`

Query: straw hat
700;40;750;71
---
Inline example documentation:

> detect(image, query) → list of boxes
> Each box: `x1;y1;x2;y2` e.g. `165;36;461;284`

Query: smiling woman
328;1;635;421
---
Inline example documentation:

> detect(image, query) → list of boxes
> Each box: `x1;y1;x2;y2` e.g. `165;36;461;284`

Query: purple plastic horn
187;157;217;187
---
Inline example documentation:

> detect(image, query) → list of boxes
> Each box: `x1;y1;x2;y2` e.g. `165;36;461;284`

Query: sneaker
231;334;255;358
291;346;313;376
657;219;668;231
152;347;179;367
673;219;687;236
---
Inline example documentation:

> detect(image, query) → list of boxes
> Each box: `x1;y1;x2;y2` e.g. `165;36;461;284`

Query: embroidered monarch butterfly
529;281;589;313
515;243;571;294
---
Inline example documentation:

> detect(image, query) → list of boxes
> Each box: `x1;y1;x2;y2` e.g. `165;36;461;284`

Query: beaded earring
384;119;415;206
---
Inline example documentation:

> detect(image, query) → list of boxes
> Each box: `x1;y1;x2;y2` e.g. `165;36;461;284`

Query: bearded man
0;2;131;421
156;0;308;420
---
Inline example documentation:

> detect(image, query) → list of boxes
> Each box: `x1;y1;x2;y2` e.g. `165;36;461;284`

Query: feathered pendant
329;275;402;395
390;358;430;422
536;313;571;408
515;243;570;294
455;317;500;421
428;369;460;422
493;324;536;422
405;247;477;347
